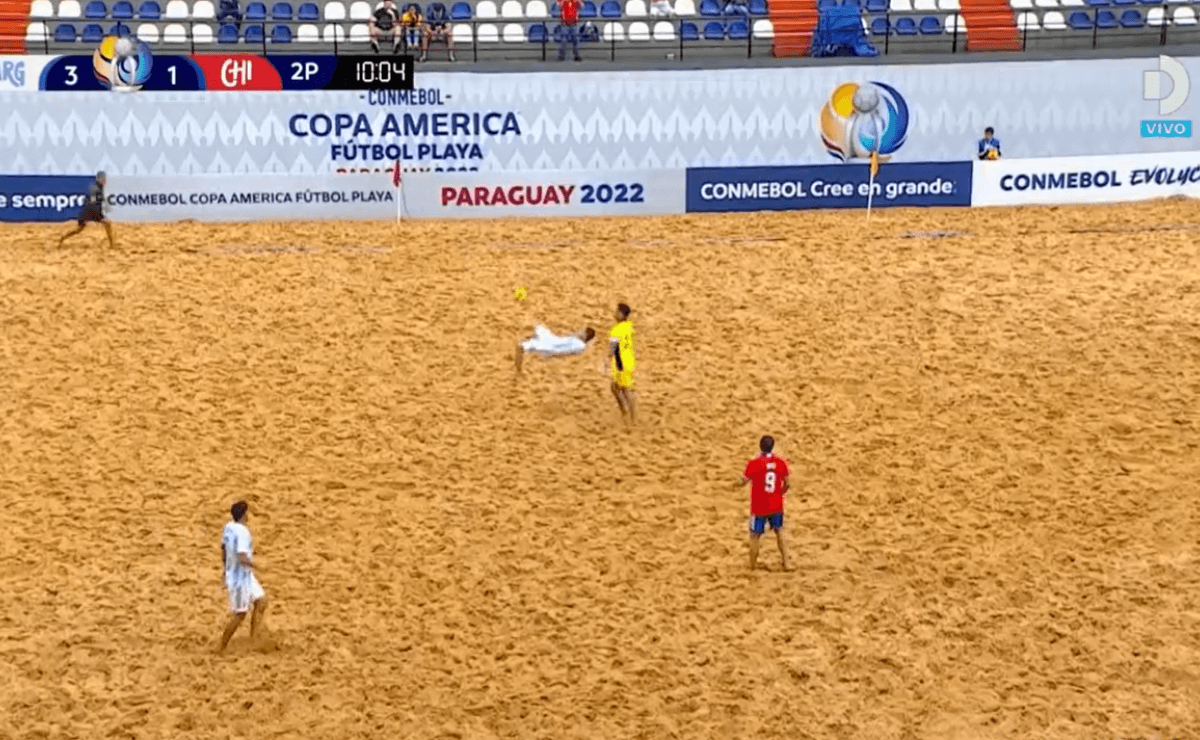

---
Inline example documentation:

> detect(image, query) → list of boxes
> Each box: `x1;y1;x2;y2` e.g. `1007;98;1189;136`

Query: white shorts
227;575;265;614
521;325;585;357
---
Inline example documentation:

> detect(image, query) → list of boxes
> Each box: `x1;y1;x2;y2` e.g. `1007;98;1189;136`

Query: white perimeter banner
971;151;1200;207
103;169;685;221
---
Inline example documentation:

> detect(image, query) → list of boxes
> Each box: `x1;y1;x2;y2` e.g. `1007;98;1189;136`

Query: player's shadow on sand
221;632;283;656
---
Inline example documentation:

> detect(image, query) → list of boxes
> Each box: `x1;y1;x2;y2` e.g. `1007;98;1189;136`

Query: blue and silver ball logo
93;35;153;91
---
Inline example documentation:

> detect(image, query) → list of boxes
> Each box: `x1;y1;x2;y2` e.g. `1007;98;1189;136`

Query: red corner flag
390;161;402;188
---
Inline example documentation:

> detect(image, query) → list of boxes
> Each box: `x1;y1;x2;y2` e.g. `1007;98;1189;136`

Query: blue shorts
749;513;783;535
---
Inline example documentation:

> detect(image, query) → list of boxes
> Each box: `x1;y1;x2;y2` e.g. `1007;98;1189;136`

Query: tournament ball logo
93;35;153;91
820;81;910;163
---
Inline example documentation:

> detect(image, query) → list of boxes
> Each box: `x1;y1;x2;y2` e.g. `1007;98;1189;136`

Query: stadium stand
6;0;1198;57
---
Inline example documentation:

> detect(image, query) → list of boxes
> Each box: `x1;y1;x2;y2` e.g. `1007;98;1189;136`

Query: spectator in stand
401;3;425;54
422;1;456;62
217;0;241;26
370;0;401;52
723;0;748;15
978;127;1001;160
649;0;672;14
559;0;582;62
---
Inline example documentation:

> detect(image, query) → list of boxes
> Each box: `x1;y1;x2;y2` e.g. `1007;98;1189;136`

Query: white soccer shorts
228;575;265;614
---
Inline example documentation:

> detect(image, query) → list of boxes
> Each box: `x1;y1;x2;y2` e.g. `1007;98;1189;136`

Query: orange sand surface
1;203;1199;740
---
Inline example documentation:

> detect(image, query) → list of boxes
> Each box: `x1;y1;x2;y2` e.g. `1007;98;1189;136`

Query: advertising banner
971;151;1200;206
2;54;1200;175
686;161;973;212
0;175;94;222
0;56;54;92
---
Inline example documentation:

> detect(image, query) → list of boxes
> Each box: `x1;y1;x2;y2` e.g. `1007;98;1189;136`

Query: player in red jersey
738;435;791;571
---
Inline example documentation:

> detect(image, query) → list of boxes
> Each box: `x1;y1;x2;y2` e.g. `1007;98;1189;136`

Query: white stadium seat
451;22;472;40
1033;0;1056;8
652;18;674;38
136;21;159;40
1059;0;1082;5
1174;6;1197;23
164;0;188;17
625;0;647;14
944;12;966;30
889;0;911;10
193;0;215;16
475;0;498;17
1039;10;1064;28
58;0;82;16
627;20;649;39
193;22;213;40
297;22;319;39
1016;11;1038;29
602;19;624;38
1146;6;1164;24
938;0;958;9
349;1;371;18
1009;0;1032;9
26;21;48;40
323;22;346;39
501;21;522;39
476;21;498;39
324;1;346;17
30;0;54;18
349;22;370;38
674;0;695;13
163;22;187;40
753;17;772;36
501;0;523;16
913;0;936;10
526;0;547;15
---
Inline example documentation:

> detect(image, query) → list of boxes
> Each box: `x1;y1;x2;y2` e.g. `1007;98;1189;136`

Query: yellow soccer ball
514;286;528;301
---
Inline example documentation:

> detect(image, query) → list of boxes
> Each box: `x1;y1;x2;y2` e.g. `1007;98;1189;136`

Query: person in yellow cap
609;303;637;424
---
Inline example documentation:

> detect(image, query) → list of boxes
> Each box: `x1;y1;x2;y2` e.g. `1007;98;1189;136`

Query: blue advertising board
685;161;974;213
0;175;92;222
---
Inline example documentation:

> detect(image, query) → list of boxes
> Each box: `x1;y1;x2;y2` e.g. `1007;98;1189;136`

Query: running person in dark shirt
370;0;401;53
59;171;114;249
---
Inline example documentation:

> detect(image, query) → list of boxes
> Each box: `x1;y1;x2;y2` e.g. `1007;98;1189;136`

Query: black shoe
371;40;379;53
574;55;582;61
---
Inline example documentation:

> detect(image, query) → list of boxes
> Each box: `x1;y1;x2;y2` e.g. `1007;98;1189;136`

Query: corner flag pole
866;149;880;223
391;160;403;223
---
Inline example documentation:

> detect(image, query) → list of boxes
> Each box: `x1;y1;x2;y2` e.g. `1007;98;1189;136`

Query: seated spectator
401;3;424;53
978;126;1001;160
723;0;748;14
370;0;401;52
649;0;672;14
217;0;242;24
559;0;581;61
421;1;455;62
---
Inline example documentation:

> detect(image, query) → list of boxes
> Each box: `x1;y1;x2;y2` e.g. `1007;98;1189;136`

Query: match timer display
38;54;415;91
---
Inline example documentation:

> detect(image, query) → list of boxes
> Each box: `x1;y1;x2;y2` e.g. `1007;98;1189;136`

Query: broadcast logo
1142;55;1191;138
820;81;909;163
93;36;153;91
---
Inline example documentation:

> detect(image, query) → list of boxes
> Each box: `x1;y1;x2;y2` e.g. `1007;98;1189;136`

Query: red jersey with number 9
744;453;789;516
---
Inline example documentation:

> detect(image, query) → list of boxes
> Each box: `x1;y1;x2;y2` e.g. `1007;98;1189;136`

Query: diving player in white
217;500;268;655
515;325;596;374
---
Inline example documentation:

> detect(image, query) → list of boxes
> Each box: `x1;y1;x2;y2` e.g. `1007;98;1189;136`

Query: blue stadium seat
699;0;720;13
817;0;836;9
918;15;939;32
245;1;266;18
1095;7;1116;24
869;15;887;32
727;18;747;36
749;0;767;13
600;0;620;15
272;2;291;18
680;19;699;37
528;21;547;40
112;1;133;17
1119;7;1143;23
138;0;160;16
82;22;104;39
271;22;291;39
1084;0;1106;6
580;22;599;39
703;19;724;37
1068;9;1091;26
298;1;318;16
893;15;916;33
109;20;130;33
85;1;107;18
1111;0;1135;5
581;0;597;15
244;22;264;39
1137;0;1160;4
218;22;239;40
54;22;77;40
550;1;560;15
865;0;885;10
450;0;471;17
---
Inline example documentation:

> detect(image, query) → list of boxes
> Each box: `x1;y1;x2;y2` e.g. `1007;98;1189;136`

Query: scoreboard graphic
26;38;415;92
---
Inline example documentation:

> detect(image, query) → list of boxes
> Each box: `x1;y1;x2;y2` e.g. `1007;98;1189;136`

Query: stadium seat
244;22;264;39
218;20;239;38
138;0;161;16
1034;0;1055;6
246;1;266;17
52;21;76;39
918;14;939;30
1146;5;1163;23
581;0;597;15
1171;5;1194;22
1039;9;1064;26
59;0;83;16
751;15;771;34
134;19;156;37
1137;0;1159;4
938;0;957;8
703;18;723;36
652;18;674;36
324;1;345;17
893;15;916;31
109;19;130;32
1095;7;1116;22
601;18;624;36
81;21;103;38
869;15;887;31
476;0;498;15
476;21;499;38
271;22;291;39
193;21;213;39
889;0;911;9
498;20;518;38
625;0;648;13
500;0;522;15
450;0;471;16
914;0;935;9
865;0;886;10
699;0;719;12
273;1;292;17
1060;0;1083;6
526;0;548;15
28;20;49;40
945;11;964;29
601;0;621;14
1112;0;1135;6
1084;0;1105;5
727;17;746;35
322;22;345;38
111;0;133;16
749;0;767;12
675;0;696;12
31;0;54;16
1119;7;1142;22
158;19;184;37
348;21;368;38
680;19;698;37
349;0;371;17
526;20;546;38
1016;10;1038;27
818;0;836;9
84;1;106;18
1010;0;1032;9
629;18;651;35
298;0;320;16
1067;9;1090;25
163;0;186;16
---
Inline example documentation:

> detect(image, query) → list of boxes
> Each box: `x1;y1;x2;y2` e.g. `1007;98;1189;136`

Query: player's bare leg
102;220;115;249
611;381;628;417
58;224;85;247
775;529;791;571
621;389;638;425
748;533;762;570
216;612;246;654
515;343;525;374
249;596;268;639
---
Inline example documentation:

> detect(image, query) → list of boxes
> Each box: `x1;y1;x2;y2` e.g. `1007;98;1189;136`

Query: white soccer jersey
522;325;587;356
222;521;254;592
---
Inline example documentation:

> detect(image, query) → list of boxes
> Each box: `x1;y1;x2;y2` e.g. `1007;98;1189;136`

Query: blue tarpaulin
810;4;878;57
